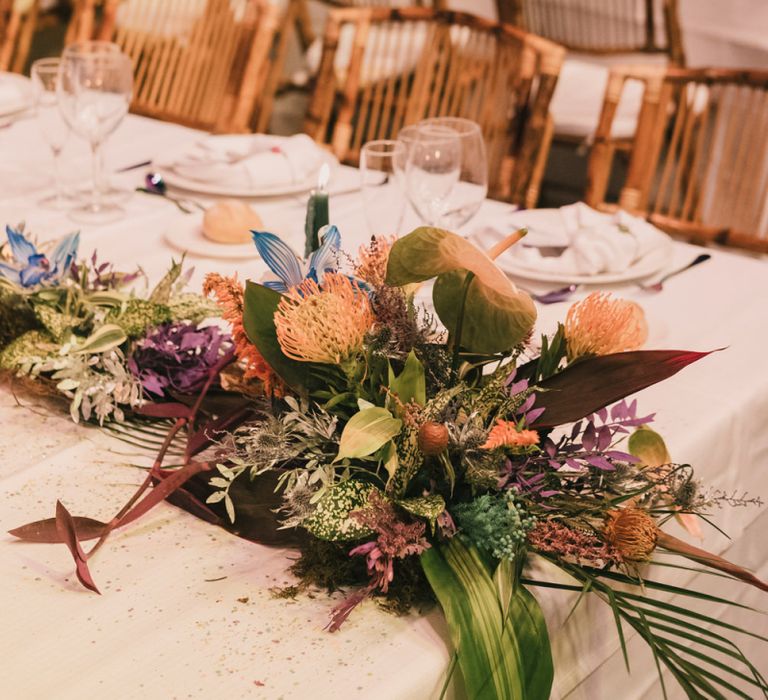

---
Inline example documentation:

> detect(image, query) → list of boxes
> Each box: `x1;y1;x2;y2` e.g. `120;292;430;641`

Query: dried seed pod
418;421;449;455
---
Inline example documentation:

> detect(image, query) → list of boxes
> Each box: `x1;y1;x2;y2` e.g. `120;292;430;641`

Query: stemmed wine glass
360;139;408;237
419;117;488;229
57;41;133;224
31;58;70;210
403;124;462;227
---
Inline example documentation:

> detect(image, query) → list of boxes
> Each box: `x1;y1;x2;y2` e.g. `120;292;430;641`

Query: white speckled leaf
303;480;378;541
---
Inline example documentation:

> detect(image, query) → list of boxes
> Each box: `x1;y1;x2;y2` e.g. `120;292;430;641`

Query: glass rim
361;139;407;156
403;123;462;146
419;116;482;136
31;57;62;71
63;40;123;55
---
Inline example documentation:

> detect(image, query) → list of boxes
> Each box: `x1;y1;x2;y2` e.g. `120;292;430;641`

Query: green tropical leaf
303;479;377;541
421;538;553;700
385;227;536;353
397;494;445;527
72;323;126;354
334;407;402;463
388;350;426;406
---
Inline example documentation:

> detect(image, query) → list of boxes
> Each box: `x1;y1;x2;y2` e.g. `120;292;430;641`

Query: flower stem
450;271;475;377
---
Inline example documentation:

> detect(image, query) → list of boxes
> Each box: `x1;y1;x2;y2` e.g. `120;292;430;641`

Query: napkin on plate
0;78;29;115
155;134;325;190
477;203;668;276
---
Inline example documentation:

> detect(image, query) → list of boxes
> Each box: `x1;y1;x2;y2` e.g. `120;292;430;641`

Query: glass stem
52;148;64;208
90;140;103;212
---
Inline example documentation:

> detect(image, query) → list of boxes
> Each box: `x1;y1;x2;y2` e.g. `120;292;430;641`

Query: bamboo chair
496;0;684;64
586;67;768;254
0;0;39;73
67;0;279;133
305;7;565;207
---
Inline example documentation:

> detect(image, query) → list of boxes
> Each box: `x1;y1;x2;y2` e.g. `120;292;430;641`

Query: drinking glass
404;124;461;226
31;58;70;210
360;139;407;237
419;117;488;228
58;41;133;223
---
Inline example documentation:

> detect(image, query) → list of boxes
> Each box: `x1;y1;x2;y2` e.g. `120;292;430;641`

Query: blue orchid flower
251;225;341;293
0;225;80;288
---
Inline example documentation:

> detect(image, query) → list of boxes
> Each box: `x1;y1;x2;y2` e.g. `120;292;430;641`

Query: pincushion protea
274;272;373;364
565;292;648;359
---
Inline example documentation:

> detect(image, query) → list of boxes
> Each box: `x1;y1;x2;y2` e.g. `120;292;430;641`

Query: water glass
419;117;488;228
404;125;462;227
31;58;70;210
360;139;407;237
58;41;133;224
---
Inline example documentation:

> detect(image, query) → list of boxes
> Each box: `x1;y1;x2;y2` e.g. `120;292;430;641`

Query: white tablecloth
1;114;767;699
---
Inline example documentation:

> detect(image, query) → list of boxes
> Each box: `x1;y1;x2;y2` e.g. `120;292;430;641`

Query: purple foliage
129;322;233;397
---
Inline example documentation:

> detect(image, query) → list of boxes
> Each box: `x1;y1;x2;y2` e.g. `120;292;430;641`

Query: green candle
304;164;330;257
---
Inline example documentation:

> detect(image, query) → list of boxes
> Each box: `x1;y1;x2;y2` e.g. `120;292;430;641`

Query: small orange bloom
565;292;647;359
481;420;540;450
356;235;395;287
203;273;284;396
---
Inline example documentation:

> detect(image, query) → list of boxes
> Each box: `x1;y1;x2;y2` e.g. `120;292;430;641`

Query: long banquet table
1;114;767;699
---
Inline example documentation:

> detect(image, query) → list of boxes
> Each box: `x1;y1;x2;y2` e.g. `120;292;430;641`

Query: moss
108;298;172;338
0;329;58;370
377;555;435;616
0;290;38;350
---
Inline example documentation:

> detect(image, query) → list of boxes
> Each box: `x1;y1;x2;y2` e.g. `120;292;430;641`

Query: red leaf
532;349;718;428
135;402;192;419
9;516;107;543
55;501;100;594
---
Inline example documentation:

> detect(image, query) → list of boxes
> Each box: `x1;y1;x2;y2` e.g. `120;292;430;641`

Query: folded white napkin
0;79;28;115
156;134;324;189
489;203;668;276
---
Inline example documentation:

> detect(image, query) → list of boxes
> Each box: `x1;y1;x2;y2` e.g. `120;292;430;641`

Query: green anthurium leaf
388;350;426;406
242;281;337;394
86;290;128;307
628;426;671;468
385;227;536;353
334;407;402;463
383;441;399;481
303;480;377;541
421;538;553;700
434;269;536;353
72;324;126;354
397;494;445;527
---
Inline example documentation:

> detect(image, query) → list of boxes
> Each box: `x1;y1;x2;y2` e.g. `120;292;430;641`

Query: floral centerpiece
4;222;767;699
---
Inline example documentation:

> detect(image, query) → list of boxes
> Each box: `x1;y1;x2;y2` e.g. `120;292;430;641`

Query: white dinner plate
496;208;673;284
165;215;304;260
153;149;339;198
0;72;33;119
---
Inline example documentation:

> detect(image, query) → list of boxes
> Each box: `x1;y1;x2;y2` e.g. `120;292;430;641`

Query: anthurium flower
251;225;341;293
0;225;79;288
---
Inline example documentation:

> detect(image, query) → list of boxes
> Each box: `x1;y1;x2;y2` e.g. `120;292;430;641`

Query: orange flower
356;235;395;287
565;292;648;359
481;420;540;450
203;273;284;396
604;507;658;561
274;273;373;364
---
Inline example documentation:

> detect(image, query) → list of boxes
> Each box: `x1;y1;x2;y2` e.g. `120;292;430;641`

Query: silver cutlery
638;253;711;292
519;283;580;304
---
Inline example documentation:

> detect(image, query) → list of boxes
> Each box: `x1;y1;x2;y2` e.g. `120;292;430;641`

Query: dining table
1;112;767;700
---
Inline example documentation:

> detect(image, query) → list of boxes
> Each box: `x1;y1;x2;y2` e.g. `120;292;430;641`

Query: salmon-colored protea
565;292;648;359
274;272;374;364
203;273;284;396
481;420;539;450
604;507;658;562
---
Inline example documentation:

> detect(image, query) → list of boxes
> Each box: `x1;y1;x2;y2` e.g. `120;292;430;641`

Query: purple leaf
569;421;583;441
543;438;556;458
582;422;596;451
597;425;612;451
548;459;562;469
508;379;529;396
585;455;615;471
518;394;535;415
525;407;546;424
605;450;640;463
565;457;582;470
597;407;608;423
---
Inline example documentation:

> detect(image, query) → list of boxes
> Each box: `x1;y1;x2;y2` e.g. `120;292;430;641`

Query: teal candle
304;165;331;257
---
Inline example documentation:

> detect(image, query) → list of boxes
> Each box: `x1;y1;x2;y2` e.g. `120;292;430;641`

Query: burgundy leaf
531;350;718;428
570;421;583;441
9;516;107;543
605;450;640;462
135;402;192;419
55;501;100;594
597;425;612;451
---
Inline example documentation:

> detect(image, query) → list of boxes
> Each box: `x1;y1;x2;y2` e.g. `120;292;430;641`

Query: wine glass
419;117;488;229
404;124;461;227
31;58;70;210
58;41;133;224
360;139;407;237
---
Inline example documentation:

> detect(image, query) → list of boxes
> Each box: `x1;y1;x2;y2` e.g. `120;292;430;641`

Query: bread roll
202;200;263;244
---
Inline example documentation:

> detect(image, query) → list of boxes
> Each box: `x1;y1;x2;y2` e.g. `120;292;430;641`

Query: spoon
519;283;580;304
136;172;206;214
638;253;711;292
